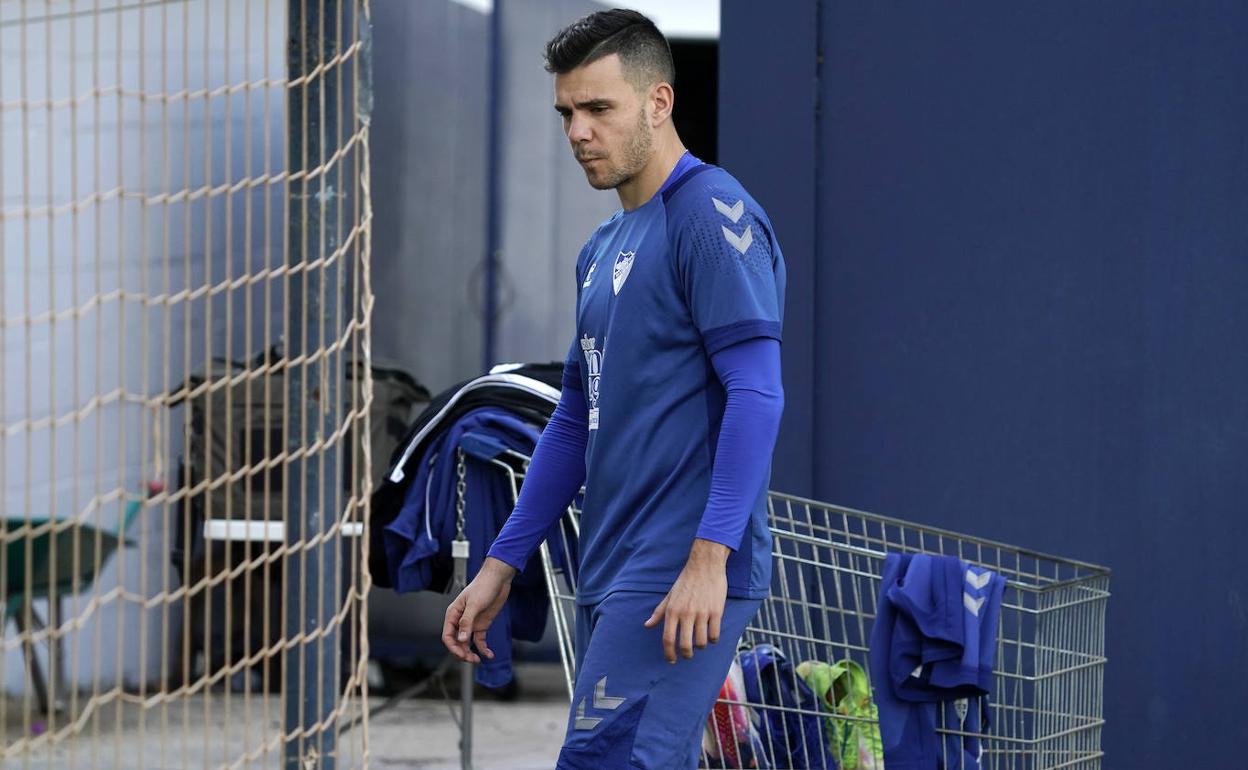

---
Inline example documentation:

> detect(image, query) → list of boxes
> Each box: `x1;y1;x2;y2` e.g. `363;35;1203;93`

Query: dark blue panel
719;0;819;496
726;1;1248;768
812;3;1248;769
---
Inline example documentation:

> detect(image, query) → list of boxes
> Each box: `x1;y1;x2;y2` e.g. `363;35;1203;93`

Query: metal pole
458;565;474;770
285;0;343;767
482;0;503;372
452;449;474;770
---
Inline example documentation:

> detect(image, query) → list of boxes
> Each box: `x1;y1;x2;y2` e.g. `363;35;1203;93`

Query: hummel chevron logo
574;677;626;730
965;569;992;590
594;676;625;709
574;698;601;730
963;593;986;617
721;224;753;254
712;196;744;223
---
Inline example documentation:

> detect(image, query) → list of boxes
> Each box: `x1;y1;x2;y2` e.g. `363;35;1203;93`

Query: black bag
172;349;430;524
169;349;429;688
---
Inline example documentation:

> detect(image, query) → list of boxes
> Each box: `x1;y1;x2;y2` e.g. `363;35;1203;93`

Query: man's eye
591;106;608;114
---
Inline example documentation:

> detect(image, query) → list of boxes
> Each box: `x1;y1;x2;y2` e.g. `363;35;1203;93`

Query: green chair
2;485;149;717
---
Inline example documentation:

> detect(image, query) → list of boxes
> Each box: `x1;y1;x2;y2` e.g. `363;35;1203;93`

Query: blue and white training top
869;552;1006;770
565;153;786;605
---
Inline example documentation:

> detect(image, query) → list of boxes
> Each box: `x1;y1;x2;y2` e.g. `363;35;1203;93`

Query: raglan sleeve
674;191;784;355
561;238;594;391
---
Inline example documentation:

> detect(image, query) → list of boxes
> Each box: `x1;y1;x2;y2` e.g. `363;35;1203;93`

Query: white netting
1;0;373;766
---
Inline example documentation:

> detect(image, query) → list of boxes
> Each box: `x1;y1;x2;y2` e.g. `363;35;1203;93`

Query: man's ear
649;81;674;126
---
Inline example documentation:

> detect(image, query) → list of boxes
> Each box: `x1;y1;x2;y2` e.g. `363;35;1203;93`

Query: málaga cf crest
612;250;635;295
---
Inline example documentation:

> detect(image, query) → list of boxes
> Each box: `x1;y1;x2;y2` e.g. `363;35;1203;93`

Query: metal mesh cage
537;490;1110;770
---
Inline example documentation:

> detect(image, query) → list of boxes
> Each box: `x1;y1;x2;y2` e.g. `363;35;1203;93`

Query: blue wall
721;2;1248;768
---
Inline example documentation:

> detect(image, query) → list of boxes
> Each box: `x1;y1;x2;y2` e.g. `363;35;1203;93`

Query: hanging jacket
369;364;564;589
381;405;574;688
868;553;1006;770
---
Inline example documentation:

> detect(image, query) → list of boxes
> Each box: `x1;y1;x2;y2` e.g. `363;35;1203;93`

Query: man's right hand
442;557;517;663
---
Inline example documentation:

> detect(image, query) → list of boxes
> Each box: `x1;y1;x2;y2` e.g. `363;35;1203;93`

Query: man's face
554;54;654;190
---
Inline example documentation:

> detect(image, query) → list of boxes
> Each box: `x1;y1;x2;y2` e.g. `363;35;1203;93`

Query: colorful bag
738;644;837;770
701;659;770;768
797;659;885;770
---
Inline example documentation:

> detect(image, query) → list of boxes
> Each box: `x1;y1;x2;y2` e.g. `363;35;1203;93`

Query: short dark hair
544;9;674;90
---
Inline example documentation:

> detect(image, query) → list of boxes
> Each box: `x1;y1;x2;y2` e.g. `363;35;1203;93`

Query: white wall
0;0;286;694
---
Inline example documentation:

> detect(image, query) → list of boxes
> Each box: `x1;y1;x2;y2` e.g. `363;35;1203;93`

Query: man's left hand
644;538;730;663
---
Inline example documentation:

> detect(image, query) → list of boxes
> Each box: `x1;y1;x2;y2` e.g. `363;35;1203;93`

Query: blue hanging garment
382;406;572;688
369;364;564;589
868;553;1006;770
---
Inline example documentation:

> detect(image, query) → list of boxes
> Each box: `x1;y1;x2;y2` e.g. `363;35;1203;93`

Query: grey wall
494;0;620;368
370;0;618;398
369;0;489;394
365;0;614;650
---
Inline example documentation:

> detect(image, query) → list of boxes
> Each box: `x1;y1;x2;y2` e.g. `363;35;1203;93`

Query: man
443;9;786;768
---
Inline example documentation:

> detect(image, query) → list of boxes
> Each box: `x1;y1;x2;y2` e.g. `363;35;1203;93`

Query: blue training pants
556;590;762;770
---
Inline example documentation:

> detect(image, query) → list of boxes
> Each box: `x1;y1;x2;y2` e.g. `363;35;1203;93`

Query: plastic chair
1;483;154;718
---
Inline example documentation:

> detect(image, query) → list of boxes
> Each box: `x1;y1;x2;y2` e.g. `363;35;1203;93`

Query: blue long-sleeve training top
488;154;786;604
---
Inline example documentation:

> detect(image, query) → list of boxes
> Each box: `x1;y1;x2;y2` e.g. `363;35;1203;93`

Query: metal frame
457;441;1110;770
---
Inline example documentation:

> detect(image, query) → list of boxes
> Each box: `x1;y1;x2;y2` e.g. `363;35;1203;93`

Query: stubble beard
586;109;653;191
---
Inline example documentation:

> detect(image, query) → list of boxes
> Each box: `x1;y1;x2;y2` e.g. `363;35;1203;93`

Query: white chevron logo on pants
593;676;625;709
573;697;601;730
573;676;625;730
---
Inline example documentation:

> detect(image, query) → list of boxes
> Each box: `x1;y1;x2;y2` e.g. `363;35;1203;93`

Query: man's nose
567;113;593;144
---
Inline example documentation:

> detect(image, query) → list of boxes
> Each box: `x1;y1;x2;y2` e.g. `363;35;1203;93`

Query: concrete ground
0;663;569;769
369;662;569;770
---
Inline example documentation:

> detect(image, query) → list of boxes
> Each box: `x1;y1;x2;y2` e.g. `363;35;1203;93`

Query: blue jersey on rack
565;154;786;605
869;552;1007;770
